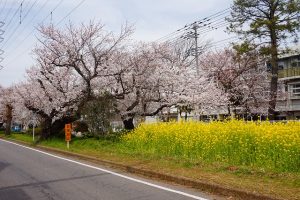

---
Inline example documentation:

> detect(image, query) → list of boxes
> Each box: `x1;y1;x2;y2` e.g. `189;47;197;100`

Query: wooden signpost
65;123;72;149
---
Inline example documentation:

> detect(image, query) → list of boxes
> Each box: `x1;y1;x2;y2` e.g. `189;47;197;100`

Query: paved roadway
0;139;217;200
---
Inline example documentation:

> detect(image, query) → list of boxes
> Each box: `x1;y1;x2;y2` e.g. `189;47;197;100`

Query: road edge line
0;138;208;200
0;137;282;200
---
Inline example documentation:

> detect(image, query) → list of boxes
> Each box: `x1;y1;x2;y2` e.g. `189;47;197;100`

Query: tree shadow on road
0;173;109;192
0;161;10;173
0;188;31;200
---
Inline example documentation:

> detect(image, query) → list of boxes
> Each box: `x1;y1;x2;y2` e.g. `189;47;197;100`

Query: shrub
73;121;89;132
25;127;42;136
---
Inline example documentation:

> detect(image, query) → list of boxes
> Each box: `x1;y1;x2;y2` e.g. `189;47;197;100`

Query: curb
1;137;282;200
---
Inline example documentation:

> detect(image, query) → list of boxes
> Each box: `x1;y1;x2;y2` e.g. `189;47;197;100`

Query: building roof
278;45;300;59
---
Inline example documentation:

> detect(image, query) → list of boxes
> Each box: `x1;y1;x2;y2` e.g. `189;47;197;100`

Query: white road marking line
0;139;208;200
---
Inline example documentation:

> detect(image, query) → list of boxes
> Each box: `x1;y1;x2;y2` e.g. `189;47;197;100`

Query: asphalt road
0;139;216;200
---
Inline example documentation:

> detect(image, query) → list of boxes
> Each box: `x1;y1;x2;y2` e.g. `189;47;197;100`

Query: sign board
65;124;72;142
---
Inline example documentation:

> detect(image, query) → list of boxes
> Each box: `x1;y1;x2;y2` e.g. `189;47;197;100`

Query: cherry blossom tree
10;21;228;137
15;22;134;139
34;22;133;100
0;86;5;128
200;48;270;117
108;42;183;129
0;86;15;135
0;85;36;133
15;65;83;139
106;42;225;128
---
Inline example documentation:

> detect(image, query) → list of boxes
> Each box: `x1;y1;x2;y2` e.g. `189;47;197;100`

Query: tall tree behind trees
81;94;116;136
0;87;14;135
226;0;300;119
201;49;269;117
4;104;12;135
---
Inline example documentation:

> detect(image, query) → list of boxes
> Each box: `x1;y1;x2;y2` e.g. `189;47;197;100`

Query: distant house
276;46;300;119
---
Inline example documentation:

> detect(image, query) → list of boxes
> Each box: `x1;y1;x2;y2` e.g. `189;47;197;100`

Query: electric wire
3;0;65;66
1;0;13;22
56;0;86;26
1;0;38;49
155;8;230;43
2;0;49;54
3;0;24;30
0;0;8;19
4;0;87;66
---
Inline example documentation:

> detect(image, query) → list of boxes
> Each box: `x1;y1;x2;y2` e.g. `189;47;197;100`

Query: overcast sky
0;0;233;87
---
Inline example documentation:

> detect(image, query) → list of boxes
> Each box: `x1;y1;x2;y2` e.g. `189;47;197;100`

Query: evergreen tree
227;0;300;119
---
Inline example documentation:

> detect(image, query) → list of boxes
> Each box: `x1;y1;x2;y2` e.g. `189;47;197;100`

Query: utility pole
181;22;201;76
192;23;200;76
180;22;204;121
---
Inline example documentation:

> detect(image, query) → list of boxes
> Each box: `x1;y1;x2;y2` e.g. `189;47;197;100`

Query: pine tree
227;0;300;119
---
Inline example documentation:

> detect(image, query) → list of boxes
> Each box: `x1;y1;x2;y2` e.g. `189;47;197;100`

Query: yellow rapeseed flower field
122;120;300;172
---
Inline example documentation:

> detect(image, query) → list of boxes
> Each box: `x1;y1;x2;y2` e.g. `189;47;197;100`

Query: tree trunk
39;118;52;141
123;118;134;130
268;29;279;120
227;104;231;115
51;116;78;137
5;104;13;136
39;116;79;141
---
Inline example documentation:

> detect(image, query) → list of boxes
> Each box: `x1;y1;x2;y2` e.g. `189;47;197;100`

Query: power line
1;0;49;53
163;21;231;52
4;0;87;66
177;19;229;44
1;0;12;22
2;0;65;66
164;20;236;75
207;36;239;48
182;7;230;33
56;0;86;26
155;8;230;43
196;8;230;23
0;0;8;18
176;20;229;45
3;0;63;52
39;0;64;24
1;0;38;49
3;0;24;30
155;8;230;44
0;0;25;62
198;22;229;35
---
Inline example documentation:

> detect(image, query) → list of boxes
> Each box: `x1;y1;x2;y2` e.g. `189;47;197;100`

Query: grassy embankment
1;120;299;200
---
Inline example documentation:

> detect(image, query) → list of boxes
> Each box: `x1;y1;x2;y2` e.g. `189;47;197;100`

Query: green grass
0;131;35;143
